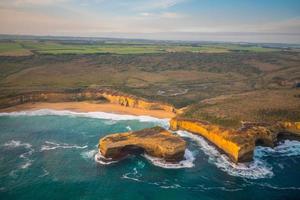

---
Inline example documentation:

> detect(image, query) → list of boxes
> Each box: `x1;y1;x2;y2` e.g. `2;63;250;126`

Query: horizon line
1;33;300;46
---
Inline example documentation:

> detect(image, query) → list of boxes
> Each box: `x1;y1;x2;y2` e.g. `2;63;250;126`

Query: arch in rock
254;137;274;147
121;145;146;156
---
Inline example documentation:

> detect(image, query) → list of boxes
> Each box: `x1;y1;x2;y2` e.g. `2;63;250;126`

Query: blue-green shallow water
0;110;300;200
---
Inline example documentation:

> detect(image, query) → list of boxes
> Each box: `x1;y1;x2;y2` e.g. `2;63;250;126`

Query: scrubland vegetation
0;37;299;127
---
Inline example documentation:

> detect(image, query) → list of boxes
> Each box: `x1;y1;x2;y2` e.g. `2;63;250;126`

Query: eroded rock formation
0;88;177;113
99;126;186;162
170;118;300;162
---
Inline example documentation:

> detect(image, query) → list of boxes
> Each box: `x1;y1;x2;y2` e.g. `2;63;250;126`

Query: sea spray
94;151;119;165
81;149;98;160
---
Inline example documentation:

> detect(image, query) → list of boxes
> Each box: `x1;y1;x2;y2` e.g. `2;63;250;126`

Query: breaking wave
126;126;132;131
81;149;98;160
41;141;87;151
255;140;300;158
176;131;274;179
0;109;169;128
94;151;118;165
143;149;195;169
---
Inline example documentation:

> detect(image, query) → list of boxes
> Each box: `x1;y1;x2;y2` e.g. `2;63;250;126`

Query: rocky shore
170;117;300;162
1;88;299;163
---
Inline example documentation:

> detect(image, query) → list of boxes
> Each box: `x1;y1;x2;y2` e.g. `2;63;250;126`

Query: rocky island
98;126;186;162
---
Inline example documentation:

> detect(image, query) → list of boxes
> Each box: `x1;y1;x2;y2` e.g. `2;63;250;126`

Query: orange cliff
0;89;177;114
100;90;176;113
170;118;300;162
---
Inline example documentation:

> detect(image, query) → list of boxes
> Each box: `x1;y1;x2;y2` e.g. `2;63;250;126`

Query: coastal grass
0;39;299;128
181;89;300;128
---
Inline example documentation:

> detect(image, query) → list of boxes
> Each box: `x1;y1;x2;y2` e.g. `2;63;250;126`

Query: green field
0;42;32;56
0;40;283;55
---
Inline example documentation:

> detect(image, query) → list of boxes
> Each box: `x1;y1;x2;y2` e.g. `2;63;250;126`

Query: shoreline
0;102;175;119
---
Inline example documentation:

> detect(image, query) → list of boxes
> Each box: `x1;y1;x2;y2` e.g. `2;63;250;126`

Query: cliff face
100;91;176;113
99;127;186;162
170;118;300;162
0;89;176;114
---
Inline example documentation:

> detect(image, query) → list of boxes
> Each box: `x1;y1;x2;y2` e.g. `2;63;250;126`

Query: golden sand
0;102;175;119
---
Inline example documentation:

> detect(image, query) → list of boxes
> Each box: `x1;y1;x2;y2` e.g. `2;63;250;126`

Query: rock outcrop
170;118;300;162
98;127;186;162
0;88;177;114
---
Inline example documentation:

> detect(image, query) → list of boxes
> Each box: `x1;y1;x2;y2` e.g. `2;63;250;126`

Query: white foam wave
121;167;183;189
176;131;273;179
143;149;195;169
244;179;300;191
121;167;142;182
94;151;118;165
3;140;32;149
196;184;244;192
3;140;35;171
39;168;50;178
255;140;300;158
20;160;32;169
126;126;132;131
41;141;87;151
81;149;98;160
0;109;169;128
9;170;18;178
103;120;117;125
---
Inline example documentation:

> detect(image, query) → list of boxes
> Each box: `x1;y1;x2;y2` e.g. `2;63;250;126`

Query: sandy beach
0;102;175;119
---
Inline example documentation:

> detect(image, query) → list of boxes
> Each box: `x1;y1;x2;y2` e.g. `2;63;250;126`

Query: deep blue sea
0;109;299;200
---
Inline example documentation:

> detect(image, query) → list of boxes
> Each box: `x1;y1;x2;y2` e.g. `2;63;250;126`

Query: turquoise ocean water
0;109;299;200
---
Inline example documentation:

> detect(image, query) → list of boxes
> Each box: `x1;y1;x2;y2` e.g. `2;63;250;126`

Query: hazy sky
1;0;300;43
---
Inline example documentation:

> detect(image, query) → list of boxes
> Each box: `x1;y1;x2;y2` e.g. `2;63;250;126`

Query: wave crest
94;151;118;165
143;149;195;169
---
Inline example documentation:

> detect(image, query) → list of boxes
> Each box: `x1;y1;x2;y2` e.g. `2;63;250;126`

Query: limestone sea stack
98;127;186;162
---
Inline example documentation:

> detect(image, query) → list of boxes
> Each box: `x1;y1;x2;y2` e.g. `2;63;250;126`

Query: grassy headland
0;37;299;127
